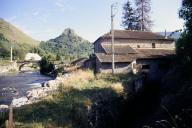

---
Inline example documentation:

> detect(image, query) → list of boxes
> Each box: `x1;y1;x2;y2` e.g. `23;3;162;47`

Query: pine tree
135;0;152;31
122;1;138;30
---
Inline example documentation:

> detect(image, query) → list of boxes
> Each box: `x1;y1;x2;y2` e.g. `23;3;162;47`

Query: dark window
152;43;156;48
142;65;150;69
137;45;140;48
158;63;169;70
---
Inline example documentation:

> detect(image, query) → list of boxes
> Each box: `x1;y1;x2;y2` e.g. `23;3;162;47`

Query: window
158;63;169;70
137;45;140;48
152;43;156;48
142;65;150;69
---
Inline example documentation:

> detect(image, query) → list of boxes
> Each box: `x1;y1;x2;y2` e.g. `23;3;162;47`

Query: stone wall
133;59;171;81
96;61;131;74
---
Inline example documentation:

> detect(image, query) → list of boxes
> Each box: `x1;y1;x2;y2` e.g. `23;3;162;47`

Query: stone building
93;30;175;77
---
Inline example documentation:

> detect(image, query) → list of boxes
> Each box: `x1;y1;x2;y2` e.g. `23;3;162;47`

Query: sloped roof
136;49;175;59
95;53;139;63
94;30;174;44
96;49;175;63
102;45;137;54
104;30;174;40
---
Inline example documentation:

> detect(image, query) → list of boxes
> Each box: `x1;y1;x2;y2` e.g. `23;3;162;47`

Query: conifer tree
122;1;138;30
135;0;152;31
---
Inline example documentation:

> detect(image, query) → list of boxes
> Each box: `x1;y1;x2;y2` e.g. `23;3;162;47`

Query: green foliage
176;0;192;73
56;54;62;61
39;56;55;75
122;0;152;31
0;33;32;60
0;18;39;46
40;28;93;61
14;71;135;128
122;1;139;30
135;0;152;31
179;0;192;34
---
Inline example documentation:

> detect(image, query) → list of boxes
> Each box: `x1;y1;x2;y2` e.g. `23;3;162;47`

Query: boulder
12;97;28;107
0;105;9;113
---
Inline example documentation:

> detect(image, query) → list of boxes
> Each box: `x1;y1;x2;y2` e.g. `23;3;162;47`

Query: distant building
25;53;42;61
71;58;88;67
93;30;175;80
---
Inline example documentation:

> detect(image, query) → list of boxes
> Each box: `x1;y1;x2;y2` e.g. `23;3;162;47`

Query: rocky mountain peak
62;28;76;36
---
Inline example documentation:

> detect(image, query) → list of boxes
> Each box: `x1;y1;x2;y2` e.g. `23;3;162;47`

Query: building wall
95;61;131;73
94;37;174;74
132;59;171;81
101;39;175;50
94;38;106;53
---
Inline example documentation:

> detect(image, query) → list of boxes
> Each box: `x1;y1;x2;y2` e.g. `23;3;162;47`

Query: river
0;71;53;105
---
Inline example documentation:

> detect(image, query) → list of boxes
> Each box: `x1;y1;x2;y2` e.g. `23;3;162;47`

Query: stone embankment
0;62;18;73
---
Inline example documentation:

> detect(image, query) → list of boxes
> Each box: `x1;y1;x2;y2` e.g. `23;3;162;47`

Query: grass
13;70;137;128
0;18;39;46
0;59;12;66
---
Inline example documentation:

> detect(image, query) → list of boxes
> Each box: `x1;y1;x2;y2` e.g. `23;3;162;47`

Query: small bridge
17;60;40;71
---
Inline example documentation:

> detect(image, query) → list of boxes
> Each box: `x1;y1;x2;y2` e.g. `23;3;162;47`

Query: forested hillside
0;18;40;60
0;18;39;46
40;28;93;61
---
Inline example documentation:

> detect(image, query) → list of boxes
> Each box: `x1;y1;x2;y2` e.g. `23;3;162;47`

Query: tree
122;1;138;30
179;0;192;34
176;0;192;72
135;0;152;31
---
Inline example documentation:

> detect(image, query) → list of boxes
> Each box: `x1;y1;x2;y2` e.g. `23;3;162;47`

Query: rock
0;105;9;113
26;88;50;102
47;80;60;89
42;81;49;87
12;97;28;107
0;105;9;109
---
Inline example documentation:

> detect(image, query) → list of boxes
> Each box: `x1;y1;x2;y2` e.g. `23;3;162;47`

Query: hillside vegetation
0;18;41;60
40;28;93;61
0;18;39;46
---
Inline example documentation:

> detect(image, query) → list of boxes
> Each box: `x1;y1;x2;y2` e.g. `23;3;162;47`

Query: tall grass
13;70;136;128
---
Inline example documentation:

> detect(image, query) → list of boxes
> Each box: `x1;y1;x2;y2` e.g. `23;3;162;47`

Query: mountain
0;18;39;46
157;31;181;40
40;28;93;60
0;18;40;60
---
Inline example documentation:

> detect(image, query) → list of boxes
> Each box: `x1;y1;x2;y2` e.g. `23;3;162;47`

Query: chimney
165;29;168;39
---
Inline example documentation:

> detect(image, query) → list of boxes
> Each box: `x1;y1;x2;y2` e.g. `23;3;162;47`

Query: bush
39;57;55;75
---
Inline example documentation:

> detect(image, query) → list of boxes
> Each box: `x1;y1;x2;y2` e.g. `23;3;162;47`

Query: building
25;53;42;61
93;30;175;79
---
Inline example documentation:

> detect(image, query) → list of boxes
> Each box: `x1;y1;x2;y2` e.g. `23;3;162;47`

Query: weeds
13;70;135;128
143;106;192;128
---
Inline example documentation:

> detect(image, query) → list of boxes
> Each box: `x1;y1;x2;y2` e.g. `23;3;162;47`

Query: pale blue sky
0;0;184;42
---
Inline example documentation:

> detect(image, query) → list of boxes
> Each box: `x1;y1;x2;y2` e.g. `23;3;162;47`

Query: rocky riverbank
0;71;54;113
0;73;70;110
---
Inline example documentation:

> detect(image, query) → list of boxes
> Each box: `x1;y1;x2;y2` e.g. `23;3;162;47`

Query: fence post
8;104;13;128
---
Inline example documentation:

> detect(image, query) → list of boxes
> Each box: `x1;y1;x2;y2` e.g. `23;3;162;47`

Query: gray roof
103;30;174;40
102;45;137;54
96;49;175;63
94;30;174;44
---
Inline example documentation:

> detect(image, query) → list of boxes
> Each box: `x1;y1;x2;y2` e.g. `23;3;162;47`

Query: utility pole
10;45;13;62
111;3;117;74
141;0;144;31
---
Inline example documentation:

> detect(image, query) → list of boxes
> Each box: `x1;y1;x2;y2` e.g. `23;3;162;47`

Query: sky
0;0;184;42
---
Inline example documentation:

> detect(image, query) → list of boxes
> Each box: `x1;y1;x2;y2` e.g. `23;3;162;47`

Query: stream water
0;71;53;105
